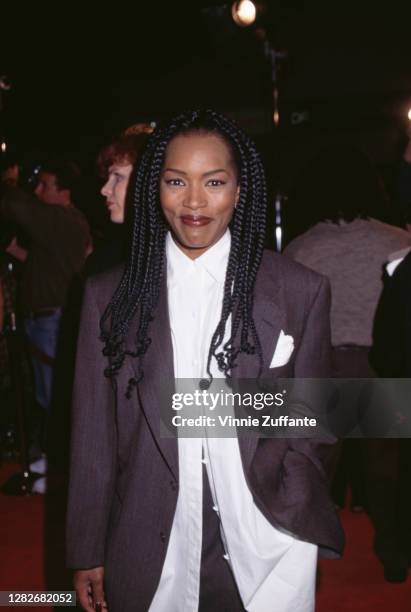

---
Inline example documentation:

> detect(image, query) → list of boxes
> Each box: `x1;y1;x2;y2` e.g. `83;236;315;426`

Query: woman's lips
180;215;212;227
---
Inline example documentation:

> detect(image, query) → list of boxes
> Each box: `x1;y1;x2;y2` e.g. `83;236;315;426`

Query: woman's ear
235;185;240;208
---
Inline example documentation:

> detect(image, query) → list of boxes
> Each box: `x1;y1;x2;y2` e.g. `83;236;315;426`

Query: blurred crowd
1;121;411;583
0;124;153;485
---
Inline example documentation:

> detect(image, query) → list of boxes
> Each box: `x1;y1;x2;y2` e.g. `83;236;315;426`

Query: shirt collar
166;230;231;290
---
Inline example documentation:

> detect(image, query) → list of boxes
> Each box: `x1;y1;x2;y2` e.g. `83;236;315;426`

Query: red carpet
1;462;411;611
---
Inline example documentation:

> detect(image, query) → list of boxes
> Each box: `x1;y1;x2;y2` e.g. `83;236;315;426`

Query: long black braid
100;109;267;394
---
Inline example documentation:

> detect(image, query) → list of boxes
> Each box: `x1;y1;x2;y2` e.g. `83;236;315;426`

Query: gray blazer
66;250;344;611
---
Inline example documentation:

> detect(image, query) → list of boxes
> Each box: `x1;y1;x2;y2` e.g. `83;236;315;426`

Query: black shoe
383;565;408;583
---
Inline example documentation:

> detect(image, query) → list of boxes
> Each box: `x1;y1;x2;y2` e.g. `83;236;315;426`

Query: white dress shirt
149;231;317;612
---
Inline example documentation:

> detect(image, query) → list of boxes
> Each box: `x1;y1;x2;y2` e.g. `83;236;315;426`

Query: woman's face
101;162;133;224
160;132;239;259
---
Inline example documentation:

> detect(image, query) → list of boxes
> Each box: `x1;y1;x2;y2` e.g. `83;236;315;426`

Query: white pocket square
270;330;294;368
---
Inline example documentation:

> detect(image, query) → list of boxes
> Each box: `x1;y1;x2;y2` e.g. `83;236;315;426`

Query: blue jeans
24;309;62;412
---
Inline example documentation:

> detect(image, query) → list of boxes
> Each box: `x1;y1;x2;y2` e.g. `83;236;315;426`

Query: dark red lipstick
180;215;212;226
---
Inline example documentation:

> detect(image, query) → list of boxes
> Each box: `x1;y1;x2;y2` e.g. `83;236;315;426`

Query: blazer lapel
128;257;287;479
129;273;179;480
234;290;287;472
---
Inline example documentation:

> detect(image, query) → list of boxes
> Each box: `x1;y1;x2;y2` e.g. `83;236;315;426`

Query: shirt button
160;531;166;543
223;553;230;561
212;505;219;513
201;458;208;464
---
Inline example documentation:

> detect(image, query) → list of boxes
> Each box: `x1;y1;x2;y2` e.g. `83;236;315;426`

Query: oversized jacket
66;250;344;611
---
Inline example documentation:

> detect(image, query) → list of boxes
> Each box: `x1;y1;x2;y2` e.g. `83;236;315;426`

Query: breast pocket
259;359;295;390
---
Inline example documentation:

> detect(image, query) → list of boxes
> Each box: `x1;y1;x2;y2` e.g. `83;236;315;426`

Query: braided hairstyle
100;109;267;395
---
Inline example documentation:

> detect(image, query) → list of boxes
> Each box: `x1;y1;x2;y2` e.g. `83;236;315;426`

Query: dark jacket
371;250;411;377
66;250;344;611
0;187;90;311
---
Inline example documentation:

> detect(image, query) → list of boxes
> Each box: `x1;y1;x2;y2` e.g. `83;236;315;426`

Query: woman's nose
101;179;111;197
185;184;206;209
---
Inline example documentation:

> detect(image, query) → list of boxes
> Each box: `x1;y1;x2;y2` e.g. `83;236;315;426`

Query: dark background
1;0;411;238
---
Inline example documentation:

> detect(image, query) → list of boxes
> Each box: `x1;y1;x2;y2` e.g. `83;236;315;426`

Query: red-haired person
85;124;153;276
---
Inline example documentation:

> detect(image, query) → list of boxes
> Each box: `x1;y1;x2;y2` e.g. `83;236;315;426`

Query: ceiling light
231;1;257;27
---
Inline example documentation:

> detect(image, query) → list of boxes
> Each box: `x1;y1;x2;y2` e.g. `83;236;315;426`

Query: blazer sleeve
66;278;117;569
288;275;337;480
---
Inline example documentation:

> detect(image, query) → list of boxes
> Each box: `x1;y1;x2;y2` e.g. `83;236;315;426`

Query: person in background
0;156;19;187
0;157;91;491
85;123;153;276
50;127;154;478
0;155;30;261
0;254;23;460
372;249;411;376
0;160;27;459
397;124;411;231
1;156;28;262
284;144;411;582
370;246;411;577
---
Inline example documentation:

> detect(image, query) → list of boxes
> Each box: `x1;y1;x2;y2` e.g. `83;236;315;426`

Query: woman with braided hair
67;109;343;612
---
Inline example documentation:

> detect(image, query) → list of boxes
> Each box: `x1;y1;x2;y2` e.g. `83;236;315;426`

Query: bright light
408;108;411;121
232;1;257;27
1;141;6;153
275;226;282;252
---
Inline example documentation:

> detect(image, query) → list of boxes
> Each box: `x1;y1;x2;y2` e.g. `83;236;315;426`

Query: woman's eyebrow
163;168;229;177
163;168;188;175
203;169;228;177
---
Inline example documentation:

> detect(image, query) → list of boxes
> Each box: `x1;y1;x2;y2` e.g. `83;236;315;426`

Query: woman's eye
107;173;122;185
166;178;184;186
207;179;225;187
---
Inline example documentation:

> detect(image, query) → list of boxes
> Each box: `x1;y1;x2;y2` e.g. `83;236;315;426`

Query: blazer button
160;531;166;543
